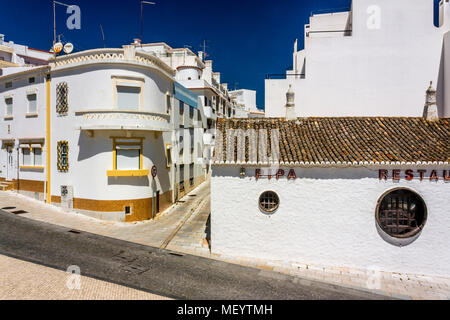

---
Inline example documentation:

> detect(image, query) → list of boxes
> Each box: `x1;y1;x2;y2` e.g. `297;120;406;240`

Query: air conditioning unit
61;185;74;209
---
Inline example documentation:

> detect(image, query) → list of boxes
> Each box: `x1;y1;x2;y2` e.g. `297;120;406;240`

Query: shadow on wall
77;131;110;162
144;134;171;191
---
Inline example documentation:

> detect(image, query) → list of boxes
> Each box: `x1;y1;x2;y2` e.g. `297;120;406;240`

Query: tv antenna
200;40;210;60
100;24;106;48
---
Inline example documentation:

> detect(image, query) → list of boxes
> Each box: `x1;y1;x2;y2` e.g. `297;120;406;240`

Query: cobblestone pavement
0;254;170;300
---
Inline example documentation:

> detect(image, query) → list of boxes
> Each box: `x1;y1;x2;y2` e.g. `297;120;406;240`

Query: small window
117;85;141;110
165;144;172;168
189;164;194;186
116;146;140;170
166;94;171;114
56;82;69;115
180;164;185;191
113;138;143;171
376;189;427;239
57;141;69;172
22;148;31;165
21;145;42;166
125;206;132;215
259;191;280;214
27;93;37;114
29;77;35;84
179;102;185;126
5;82;12;89
5;97;13;116
34;147;42;166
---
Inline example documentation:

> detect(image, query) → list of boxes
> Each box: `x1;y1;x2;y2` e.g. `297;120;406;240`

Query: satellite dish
53;42;63;54
63;43;74;54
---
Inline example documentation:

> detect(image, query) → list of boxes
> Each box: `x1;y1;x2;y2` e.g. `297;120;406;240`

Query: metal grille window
376;189;427;239
57;141;69;172
56;82;69;115
259;191;280;214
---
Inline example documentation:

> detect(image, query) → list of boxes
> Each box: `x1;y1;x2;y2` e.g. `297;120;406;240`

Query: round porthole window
259;191;280;214
376;188;427;239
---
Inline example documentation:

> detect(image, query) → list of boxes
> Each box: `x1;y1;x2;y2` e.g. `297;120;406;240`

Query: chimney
198;51;204;61
133;38;142;46
423;81;439;121
123;45;136;61
222;83;228;90
0;34;4;45
285;85;296;120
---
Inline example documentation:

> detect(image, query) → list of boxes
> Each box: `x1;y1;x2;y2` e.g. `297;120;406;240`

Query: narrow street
0;205;388;300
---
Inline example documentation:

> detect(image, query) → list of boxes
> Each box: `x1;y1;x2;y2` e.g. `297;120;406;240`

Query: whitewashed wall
50;65;173;201
211;166;450;277
0;71;46;182
266;0;450;118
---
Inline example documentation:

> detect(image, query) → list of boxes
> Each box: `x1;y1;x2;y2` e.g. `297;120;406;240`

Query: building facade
265;0;450;118
0;46;206;222
131;42;260;172
211;117;449;278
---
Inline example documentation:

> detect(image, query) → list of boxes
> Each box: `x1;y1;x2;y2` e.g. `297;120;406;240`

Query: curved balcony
75;109;171;132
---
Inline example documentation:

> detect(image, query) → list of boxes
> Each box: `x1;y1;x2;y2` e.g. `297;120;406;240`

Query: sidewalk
0;181;210;252
0;254;170;300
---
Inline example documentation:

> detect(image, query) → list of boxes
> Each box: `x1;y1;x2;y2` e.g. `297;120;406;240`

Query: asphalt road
0;209;390;300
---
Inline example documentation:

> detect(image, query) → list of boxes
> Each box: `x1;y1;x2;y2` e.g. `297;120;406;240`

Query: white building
130;41;247;174
211;111;449;278
265;0;450;118
229;89;256;112
0;45;207;222
0;34;52;69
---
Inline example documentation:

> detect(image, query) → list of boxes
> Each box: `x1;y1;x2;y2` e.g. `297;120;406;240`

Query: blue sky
0;0;442;109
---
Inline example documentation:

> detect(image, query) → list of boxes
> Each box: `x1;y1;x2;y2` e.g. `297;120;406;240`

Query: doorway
156;191;160;214
6;145;14;181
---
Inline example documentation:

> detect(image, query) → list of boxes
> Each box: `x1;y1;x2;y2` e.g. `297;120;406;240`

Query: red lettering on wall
430;170;439;182
287;169;297;180
405;170;414;181
418;170;427;181
444;170;450;182
276;169;285;180
379;170;388;181
392;170;401;181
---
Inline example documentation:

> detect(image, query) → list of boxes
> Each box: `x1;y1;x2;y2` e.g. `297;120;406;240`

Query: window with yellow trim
113;138;143;171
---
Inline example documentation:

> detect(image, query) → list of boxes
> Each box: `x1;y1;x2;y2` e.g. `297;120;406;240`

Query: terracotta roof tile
213;118;450;165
